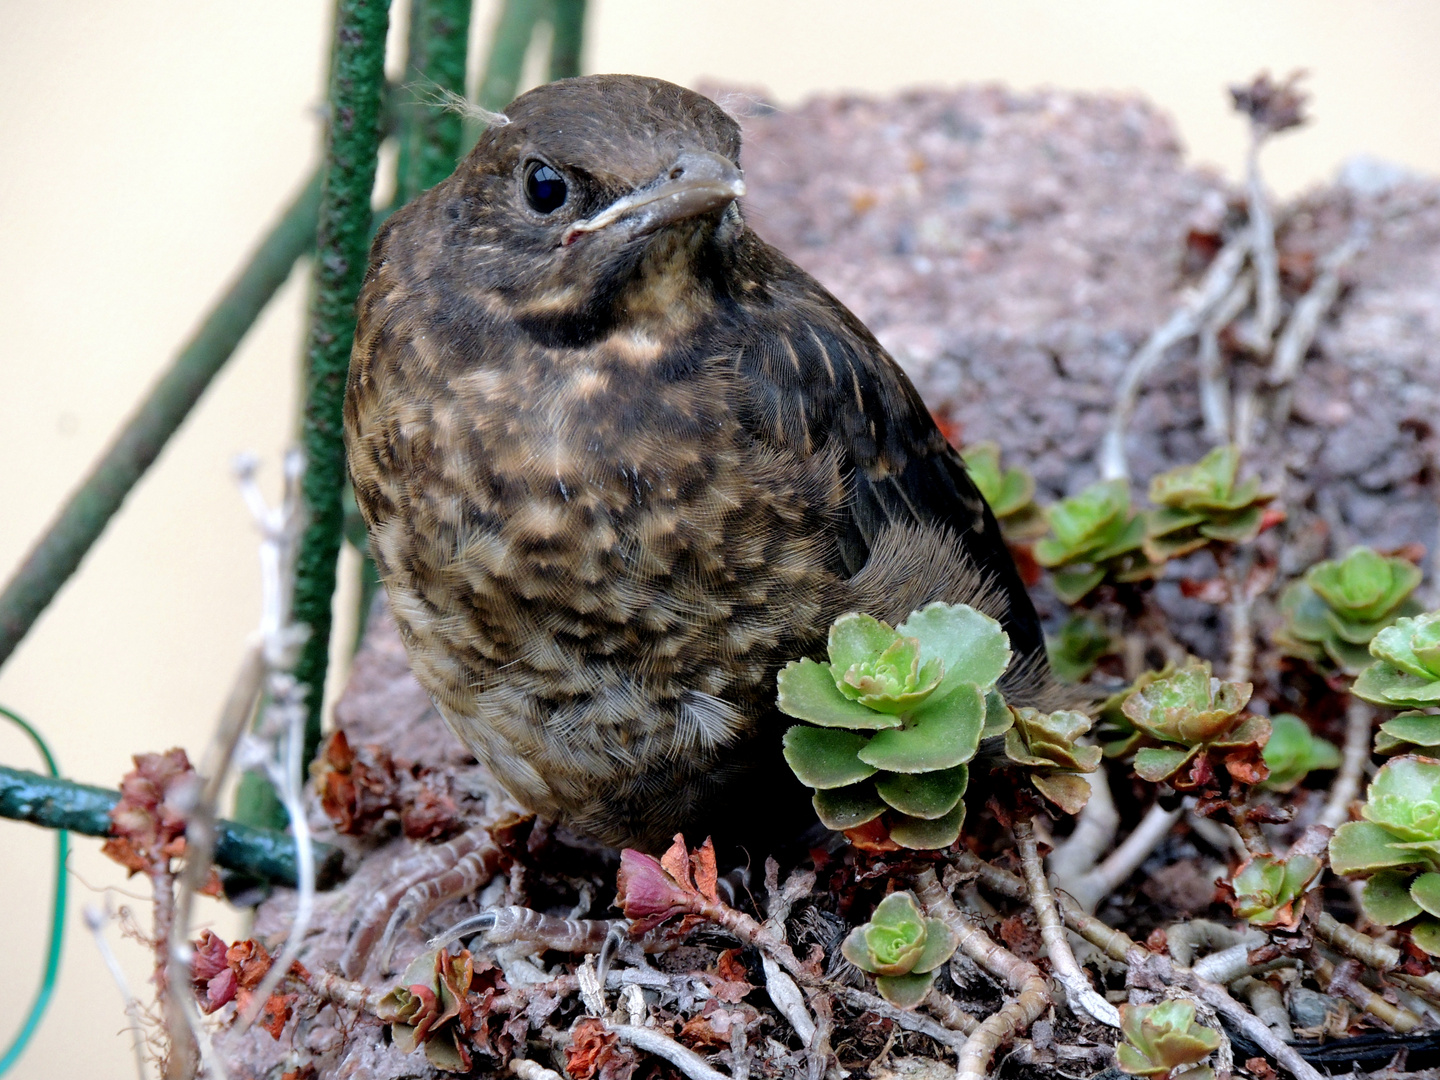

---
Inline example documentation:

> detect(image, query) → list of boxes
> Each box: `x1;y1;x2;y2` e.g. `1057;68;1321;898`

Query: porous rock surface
218;82;1440;1078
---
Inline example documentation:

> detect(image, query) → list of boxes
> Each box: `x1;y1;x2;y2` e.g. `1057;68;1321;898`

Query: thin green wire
0;705;68;1076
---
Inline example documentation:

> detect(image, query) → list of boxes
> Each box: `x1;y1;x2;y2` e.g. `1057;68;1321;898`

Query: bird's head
441;74;748;345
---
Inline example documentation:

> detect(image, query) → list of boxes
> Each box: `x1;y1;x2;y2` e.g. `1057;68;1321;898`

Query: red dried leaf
313;729;407;837
1224;746;1270;786
226;939;274;990
103;748;199;876
202;968;238;1013
692;838;719;904
1009;542;1042;587
1258;506;1287;534
998;912;1041;960
99;836;148;876
566;1017;638;1080
259;992;295;1040
931;411;963;448
1179;577;1231;604
716;949;749;985
401;785;462;842
843;817;901;852
191;930;230;981
660;834;693;891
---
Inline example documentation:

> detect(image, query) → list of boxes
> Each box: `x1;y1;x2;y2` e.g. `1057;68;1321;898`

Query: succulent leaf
777;659;903;729
962;441;1046;540
1118;1000;1220;1079
874;765;969;820
1330;819;1435;876
781;602;1016;850
896;602;1011;697
858;683;987;773
1413;919;1440;956
1362;869;1425;925
1047;613;1114;683
1227;853;1321;927
1261;714;1341;791
888;801;966;850
874;971;937;1009
1354;612;1440;710
1361;756;1440;842
1375;712;1440;755
782;726;878;789
812;784;888;831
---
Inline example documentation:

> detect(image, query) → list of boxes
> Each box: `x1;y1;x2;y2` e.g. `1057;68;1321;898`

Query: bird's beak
563;150;745;246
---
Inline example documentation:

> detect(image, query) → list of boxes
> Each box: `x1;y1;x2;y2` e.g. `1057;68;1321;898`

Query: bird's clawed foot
340;821;511;977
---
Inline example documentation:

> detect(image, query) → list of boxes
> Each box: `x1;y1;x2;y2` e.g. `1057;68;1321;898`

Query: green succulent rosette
1003;707;1102;813
1329;755;1440;954
1276;548;1423;674
1142;446;1274;562
962;441;1046;542
1117;1000;1220;1080
1034;479;1156;604
778;603;1014;850
839;891;958;1008
1260;713;1341;791
1354;611;1440;710
1116;661;1270;790
1224;852;1323;928
1046;612;1114;683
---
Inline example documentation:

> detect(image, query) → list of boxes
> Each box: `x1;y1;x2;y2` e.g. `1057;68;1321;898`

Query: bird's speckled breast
347;305;843;845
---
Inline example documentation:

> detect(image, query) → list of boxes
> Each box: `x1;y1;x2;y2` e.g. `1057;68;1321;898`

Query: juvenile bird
344;75;1048;852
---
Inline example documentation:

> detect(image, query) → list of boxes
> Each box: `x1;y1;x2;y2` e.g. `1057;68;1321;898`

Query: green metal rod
0;765;341;888
461;0;545;154
290;0;393;773
547;0;587;81
395;0;475;202
0;173;323;671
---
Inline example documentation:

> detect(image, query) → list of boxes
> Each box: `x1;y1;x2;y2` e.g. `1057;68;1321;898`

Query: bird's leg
431;906;619;955
340;823;508;977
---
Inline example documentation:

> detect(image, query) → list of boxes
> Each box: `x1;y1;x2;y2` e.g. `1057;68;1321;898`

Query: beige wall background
1;2;1436;1075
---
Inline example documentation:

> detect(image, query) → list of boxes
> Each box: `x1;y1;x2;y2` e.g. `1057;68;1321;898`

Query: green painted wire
0;706;68;1076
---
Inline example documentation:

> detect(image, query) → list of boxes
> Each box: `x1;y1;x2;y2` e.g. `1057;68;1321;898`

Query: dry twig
1015;816;1120;1026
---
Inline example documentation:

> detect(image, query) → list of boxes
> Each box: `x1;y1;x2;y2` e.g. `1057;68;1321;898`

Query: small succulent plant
1002;707;1102;813
1034;479;1156;604
1046;612;1114;683
1353;611;1440;710
374;947;478;1072
1116;661;1270;791
1329;756;1440;955
1276;547;1423;674
1260;713;1341;791
1143;446;1276;562
778;603;1013;850
962;441;1046;542
1374;711;1440;756
840;891;958;1008
1222;852;1323;928
1117;1000;1221;1080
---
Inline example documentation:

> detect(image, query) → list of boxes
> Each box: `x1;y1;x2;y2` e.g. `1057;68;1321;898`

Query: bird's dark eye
524;163;567;213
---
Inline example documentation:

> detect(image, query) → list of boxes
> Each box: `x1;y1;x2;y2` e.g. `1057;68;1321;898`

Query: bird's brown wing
724;242;1045;660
